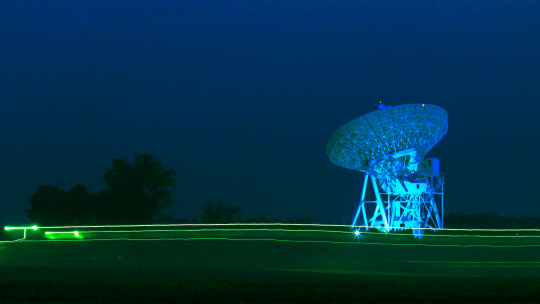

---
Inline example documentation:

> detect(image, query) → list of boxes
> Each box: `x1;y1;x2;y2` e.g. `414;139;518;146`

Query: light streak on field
3;224;540;247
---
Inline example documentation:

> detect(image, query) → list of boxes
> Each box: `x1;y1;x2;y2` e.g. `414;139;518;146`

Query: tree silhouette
24;153;177;225
24;185;94;225
25;185;68;225
67;185;97;225
101;153;177;224
201;201;241;223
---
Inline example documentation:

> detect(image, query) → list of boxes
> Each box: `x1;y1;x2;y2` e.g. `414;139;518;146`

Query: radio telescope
325;103;448;238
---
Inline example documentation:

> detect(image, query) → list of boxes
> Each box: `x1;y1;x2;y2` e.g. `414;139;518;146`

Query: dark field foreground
1;227;539;303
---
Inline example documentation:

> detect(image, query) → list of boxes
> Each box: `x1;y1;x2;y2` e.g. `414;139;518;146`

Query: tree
201;201;241;223
24;185;94;226
272;217;283;223
294;217;313;224
102;153;177;224
66;185;96;225
24;153;177;225
25;185;68;225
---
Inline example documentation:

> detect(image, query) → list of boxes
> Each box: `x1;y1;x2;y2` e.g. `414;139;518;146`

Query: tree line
21;152;316;227
18;152;540;229
24;153;177;226
156;201;315;224
443;213;540;229
161;208;540;228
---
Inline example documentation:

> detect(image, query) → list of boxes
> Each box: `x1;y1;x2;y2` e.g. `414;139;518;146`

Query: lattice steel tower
325;103;448;238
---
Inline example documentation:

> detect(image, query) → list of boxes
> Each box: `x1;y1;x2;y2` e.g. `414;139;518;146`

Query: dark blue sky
1;1;540;225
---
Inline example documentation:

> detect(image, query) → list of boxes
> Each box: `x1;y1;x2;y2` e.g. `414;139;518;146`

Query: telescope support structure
350;149;444;238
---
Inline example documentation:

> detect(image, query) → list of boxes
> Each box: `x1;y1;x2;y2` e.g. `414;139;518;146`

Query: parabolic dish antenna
325;103;448;238
325;104;448;172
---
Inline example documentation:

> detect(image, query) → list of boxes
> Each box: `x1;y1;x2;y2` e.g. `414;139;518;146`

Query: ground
1;225;539;303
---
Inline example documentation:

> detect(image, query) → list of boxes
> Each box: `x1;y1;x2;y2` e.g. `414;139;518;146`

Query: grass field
1;224;539;303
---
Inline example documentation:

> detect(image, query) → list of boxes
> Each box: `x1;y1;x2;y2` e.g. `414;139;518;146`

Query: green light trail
26;223;539;232
0;238;26;243
37;223;353;229
4;226;38;231
42;228;540;239
1;226;38;242
9;235;540;248
4;224;540;247
51;228;353;234
44;231;83;239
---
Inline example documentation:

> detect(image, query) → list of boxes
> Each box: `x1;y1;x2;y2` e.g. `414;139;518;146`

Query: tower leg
428;197;442;229
351;173;369;230
371;175;389;232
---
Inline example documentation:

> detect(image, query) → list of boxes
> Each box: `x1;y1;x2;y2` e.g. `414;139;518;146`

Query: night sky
2;1;540;226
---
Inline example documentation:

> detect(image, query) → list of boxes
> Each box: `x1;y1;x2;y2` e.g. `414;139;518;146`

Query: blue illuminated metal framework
325;104;448;238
